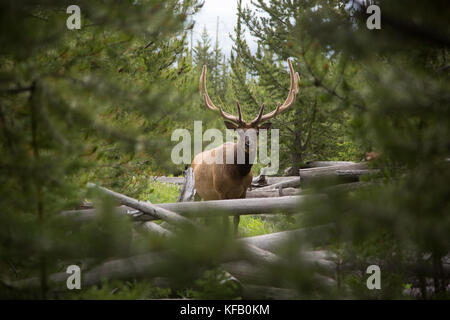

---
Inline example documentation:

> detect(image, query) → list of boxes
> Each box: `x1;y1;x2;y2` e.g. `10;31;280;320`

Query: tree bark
177;167;196;202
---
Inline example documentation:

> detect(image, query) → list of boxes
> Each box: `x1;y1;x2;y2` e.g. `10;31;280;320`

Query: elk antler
250;58;300;125
200;65;243;125
200;59;299;127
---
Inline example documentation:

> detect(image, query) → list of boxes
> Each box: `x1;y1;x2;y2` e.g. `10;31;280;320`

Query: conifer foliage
0;0;448;300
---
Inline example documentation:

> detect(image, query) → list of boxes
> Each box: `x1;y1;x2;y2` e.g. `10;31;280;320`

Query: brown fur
192;142;252;201
192;142;253;235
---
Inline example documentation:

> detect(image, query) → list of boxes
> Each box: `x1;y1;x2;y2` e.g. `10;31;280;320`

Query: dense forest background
0;0;448;299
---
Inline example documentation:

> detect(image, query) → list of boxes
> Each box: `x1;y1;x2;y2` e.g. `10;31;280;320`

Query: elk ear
258;122;272;130
224;121;239;130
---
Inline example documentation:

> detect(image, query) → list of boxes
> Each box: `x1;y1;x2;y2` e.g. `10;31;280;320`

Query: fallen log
266;176;300;184
136;221;173;237
299;162;374;185
61;205;134;222
336;169;380;178
251;173;268;188
150;176;185;185
241;283;300;299
62;194;325;222
156;195;320;217
250;176;301;189
300;162;367;178
257;177;301;191
177;167;196;202
221;260;270;286
298;181;375;195
11;252;168;291
222;260;336;288
323;181;374;193
242;224;335;252
10;224;336;292
307;161;356;168
246;187;301;198
135;220;334;268
87;183;194;227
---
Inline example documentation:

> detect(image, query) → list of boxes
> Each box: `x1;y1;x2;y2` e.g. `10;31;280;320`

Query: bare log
241;283;300;299
266;176;300;184
323;181;374;193
242;224;335;252
336;169;380;178
62;194;323;223
222;260;336;288
150;176;185;185
302;250;337;261
299;181;375;195
133;215;333;274
87;183;194;227
221;260;269;285
232;243;281;264
307;161;356;168
136;221;173;237
148;174;309;188
10;225;336;291
299;162;370;184
61;205;137;222
132;209;286;267
250;176;300;189
257;177;301;191
160;221;178;232
11;252;168;290
156;195;320;217
246;187;301;198
251;173;268;188
177;167;196;202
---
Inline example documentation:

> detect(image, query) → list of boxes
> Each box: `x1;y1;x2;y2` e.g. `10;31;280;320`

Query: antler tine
218;105;242;124
251;58;299;125
200;65;242;124
200;65;218;111
236;101;243;124
250;104;265;125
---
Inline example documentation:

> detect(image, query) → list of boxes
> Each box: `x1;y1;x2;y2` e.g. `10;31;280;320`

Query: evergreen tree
193;26;214;72
229;0;258;117
0;0;201;298
231;0;360;173
241;0;450;298
0;0;448;301
212;17;226;100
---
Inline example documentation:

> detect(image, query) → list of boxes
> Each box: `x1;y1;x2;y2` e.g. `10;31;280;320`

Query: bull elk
192;59;300;234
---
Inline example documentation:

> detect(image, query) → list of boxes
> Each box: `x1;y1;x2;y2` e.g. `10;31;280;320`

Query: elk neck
228;142;254;177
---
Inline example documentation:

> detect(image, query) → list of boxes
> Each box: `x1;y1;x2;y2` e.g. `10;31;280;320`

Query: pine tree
227;0;260;123
232;0;359;173
194;26;214;72
0;0;202;298
241;0;450;298
212;17;226;100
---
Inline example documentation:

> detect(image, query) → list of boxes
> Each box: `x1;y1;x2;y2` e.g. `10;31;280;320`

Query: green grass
139;180;180;203
239;215;275;237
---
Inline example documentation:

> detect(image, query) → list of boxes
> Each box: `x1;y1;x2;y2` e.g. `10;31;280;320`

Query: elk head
200;58;300;154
